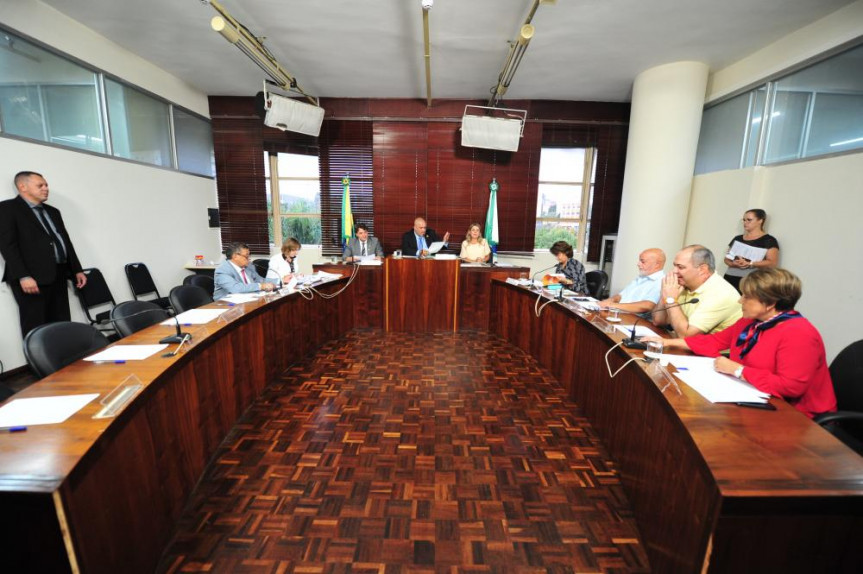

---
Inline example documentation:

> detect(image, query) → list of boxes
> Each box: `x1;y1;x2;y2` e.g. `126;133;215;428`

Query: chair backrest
829;339;863;412
23;322;110;379
75;267;116;325
110;300;168;339
169;284;213;314
585;270;609;299
125;262;161;300
182;274;215;298
253;258;269;279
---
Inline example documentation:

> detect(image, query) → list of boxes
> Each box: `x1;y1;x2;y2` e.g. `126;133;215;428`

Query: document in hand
728;240;767;262
428;241;446;254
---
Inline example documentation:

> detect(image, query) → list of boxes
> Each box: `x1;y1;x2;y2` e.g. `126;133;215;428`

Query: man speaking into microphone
651;245;741;336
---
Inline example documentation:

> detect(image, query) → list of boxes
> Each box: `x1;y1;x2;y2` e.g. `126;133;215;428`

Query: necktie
35;206;67;264
361;242;367;257
289;258;295;273
418;235;426;252
241;268;248;284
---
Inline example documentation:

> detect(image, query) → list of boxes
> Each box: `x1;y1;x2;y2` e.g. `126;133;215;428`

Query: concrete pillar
611;61;709;293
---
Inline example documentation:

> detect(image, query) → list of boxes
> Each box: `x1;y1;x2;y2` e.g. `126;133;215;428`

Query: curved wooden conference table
2;269;861;573
489;280;863;573
0;280;351;573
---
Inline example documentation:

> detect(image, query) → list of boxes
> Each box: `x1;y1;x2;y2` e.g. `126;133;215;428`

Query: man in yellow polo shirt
652;245;741;336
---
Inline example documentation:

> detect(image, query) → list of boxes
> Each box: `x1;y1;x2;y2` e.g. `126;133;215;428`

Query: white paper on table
494;262;514;267
220;293;259;303
673;368;770;403
162;309;229;325
434;253;457;260
357;258;382;266
0;393;100;427
728;240;767;262
85;344;168;361
668;355;718;372
614;324;658;338
461;262;486;267
428;241;446;254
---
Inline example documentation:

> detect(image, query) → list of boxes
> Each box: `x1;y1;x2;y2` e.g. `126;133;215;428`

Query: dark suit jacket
401;228;444;256
0;195;83;285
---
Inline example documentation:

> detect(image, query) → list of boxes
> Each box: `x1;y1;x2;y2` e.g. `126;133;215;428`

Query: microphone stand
102;307;191;345
616;298;700;350
531;264;557;291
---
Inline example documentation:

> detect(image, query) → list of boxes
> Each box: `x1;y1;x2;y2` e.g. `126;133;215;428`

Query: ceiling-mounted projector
264;91;325;137
460;105;527;152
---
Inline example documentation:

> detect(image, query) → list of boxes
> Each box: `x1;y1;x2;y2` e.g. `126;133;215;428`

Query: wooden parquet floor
158;331;649;573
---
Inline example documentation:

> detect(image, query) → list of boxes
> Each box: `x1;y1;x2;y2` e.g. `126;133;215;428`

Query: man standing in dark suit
400;217;450;257
0;171;87;337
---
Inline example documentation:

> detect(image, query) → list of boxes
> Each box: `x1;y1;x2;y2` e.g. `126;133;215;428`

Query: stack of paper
668;355;770;403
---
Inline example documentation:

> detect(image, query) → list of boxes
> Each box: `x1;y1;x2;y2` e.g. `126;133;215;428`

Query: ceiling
39;0;855;103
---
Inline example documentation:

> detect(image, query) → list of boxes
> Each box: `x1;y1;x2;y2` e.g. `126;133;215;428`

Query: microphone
101;307;191;345
620;298;700;349
531;264;557;288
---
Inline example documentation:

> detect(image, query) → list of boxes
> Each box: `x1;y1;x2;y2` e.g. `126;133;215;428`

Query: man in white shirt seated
600;248;665;313
213;242;279;300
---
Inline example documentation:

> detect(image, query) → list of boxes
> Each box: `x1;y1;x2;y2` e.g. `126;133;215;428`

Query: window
535;147;596;256
0;26;214;176
106;79;172;167
0;31;105;152
173;108;215;176
265;152;321;248
695;43;863;174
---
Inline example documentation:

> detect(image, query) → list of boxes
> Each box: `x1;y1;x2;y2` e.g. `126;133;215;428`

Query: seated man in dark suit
400;217;450;257
213;242;279;300
343;223;384;261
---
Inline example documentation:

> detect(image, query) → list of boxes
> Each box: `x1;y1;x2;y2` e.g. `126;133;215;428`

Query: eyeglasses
742;218;756;222
236;252;251;260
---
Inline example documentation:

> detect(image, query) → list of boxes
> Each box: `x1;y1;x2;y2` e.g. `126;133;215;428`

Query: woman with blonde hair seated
648;268;836;419
459;222;491;263
268;237;301;283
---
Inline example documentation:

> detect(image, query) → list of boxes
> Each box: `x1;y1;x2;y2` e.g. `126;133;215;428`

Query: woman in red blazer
654;268;836;418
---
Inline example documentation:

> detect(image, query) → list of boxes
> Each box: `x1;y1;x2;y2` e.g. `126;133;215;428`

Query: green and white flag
485;178;499;247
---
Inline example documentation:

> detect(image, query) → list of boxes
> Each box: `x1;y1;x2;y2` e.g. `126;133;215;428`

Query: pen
735;402;777;411
93;360;126;364
0;426;27;433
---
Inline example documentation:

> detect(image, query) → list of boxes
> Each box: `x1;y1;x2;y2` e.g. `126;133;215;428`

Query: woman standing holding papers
723;209;779;291
459;223;491;263
646;268;835;419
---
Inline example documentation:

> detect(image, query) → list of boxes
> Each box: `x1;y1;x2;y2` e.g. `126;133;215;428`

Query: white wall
0;1;220;372
687;154;863;362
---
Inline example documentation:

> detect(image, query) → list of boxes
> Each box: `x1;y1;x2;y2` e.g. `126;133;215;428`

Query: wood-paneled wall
209;97;629;259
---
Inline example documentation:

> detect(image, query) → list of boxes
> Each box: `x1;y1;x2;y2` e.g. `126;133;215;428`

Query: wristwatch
665;297;675;305
734;366;744;379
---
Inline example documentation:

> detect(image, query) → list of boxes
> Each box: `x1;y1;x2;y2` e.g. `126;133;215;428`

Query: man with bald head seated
600;248;666;313
651;245;741;336
401;217;450;257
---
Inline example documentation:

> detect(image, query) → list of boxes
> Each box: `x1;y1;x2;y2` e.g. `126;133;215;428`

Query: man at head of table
213;242;279;300
400;217;450;257
651;245;742;336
